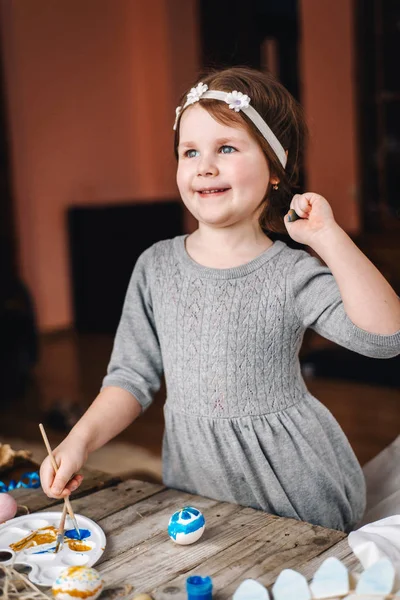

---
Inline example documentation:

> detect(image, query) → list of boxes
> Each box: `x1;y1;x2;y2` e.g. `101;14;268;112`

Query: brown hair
174;66;307;233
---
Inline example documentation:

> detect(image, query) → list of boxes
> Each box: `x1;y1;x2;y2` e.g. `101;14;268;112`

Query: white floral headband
173;82;287;169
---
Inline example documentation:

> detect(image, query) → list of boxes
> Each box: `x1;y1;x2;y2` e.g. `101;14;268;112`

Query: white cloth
348;437;400;586
361;435;400;525
348;515;400;592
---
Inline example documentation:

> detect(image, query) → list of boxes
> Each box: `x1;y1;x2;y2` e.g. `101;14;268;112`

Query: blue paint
31;528;90;552
181;507;200;520
168;507;205;541
33;547;56;554
186;575;212;600
186;507;199;516
64;528;90;541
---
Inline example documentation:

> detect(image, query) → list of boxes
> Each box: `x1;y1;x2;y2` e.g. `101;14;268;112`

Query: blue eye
220;145;236;154
185;149;199;158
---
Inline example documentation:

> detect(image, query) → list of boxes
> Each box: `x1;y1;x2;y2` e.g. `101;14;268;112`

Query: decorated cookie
233;579;269;600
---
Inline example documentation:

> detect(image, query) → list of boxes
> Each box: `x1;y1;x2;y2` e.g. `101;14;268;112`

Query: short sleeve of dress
289;249;400;359
101;246;163;410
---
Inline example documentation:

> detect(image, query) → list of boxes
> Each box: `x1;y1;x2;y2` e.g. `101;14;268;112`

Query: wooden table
11;469;361;599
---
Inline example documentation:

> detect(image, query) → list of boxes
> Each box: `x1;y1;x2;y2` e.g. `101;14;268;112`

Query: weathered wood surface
12;467;122;512
9;478;361;599
48;478;355;600
40;479;166;521
147;538;360;600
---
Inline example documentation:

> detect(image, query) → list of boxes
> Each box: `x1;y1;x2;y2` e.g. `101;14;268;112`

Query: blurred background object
0;0;398;483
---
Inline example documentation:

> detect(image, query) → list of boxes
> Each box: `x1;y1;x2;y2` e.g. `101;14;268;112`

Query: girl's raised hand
284;192;337;246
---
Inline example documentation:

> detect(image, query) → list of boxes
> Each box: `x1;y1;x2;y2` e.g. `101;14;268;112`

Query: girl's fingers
290;194;311;218
40;453;85;499
40;457;57;496
50;463;77;497
65;475;84;494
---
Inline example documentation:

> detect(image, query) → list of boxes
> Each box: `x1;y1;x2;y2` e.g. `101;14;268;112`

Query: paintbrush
54;502;68;553
287;209;301;222
38;423;81;539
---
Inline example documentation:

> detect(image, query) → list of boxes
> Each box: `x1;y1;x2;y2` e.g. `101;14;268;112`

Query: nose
197;153;218;177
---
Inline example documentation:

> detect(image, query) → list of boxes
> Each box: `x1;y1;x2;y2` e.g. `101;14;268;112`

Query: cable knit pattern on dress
102;235;400;531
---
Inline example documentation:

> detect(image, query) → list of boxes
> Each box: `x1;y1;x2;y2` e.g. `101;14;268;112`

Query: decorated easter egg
52;566;103;600
0;493;17;522
168;506;205;545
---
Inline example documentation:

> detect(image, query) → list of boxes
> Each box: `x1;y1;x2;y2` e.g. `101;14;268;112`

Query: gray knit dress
102;237;400;531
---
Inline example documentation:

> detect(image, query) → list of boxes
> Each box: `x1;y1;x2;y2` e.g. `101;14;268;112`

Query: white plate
0;511;106;586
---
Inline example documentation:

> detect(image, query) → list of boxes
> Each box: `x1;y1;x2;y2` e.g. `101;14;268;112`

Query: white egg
52;566;103;600
0;493;17;522
168;506;205;545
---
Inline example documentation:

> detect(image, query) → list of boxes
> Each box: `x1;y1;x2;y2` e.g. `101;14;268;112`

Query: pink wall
1;0;360;332
299;0;360;232
1;0;199;331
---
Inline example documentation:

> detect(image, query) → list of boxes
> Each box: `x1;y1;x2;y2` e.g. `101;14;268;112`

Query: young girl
40;67;400;532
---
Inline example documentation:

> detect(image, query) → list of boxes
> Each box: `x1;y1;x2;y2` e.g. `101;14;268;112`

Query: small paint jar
186;575;212;600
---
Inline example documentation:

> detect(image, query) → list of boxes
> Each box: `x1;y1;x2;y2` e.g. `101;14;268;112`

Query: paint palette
0;511;106;586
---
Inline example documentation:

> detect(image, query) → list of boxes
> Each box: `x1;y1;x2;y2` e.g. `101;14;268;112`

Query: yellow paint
62;566;87;577
67;540;91;552
10;530;93;554
52;583;103;598
10;526;57;551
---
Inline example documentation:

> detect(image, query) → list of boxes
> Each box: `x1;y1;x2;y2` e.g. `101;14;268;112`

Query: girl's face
176;104;270;231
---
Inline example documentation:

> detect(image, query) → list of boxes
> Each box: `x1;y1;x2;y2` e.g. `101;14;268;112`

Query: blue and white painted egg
168;506;205;545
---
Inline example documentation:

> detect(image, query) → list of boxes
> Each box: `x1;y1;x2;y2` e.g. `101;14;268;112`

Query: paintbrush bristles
38;423;81;538
63;497;80;537
54;504;68;554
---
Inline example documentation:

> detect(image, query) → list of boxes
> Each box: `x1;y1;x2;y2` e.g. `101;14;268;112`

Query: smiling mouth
197;188;230;195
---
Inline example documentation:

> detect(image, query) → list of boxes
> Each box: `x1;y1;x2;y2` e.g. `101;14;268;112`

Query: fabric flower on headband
173;85;251;131
173;106;182;131
172;83;287;168
186;82;208;106
173;83;208;130
225;91;250;112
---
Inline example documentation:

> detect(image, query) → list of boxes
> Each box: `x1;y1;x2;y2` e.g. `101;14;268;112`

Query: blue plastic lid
186;575;213;600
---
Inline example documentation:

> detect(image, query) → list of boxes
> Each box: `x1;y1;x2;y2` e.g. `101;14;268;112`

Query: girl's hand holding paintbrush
39;423;82;539
39;435;85;499
285;192;338;246
40;387;142;499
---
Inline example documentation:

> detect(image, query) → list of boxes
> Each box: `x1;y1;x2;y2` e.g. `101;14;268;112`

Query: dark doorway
199;0;300;99
68;201;184;334
356;0;400;233
0;51;38;406
199;0;303;240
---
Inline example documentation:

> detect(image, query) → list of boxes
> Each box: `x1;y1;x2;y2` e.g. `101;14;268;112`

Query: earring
272;183;279;190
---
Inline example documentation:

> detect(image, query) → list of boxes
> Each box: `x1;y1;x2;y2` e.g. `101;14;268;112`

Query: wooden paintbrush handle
38;423;79;527
58;503;68;535
39;423;59;473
